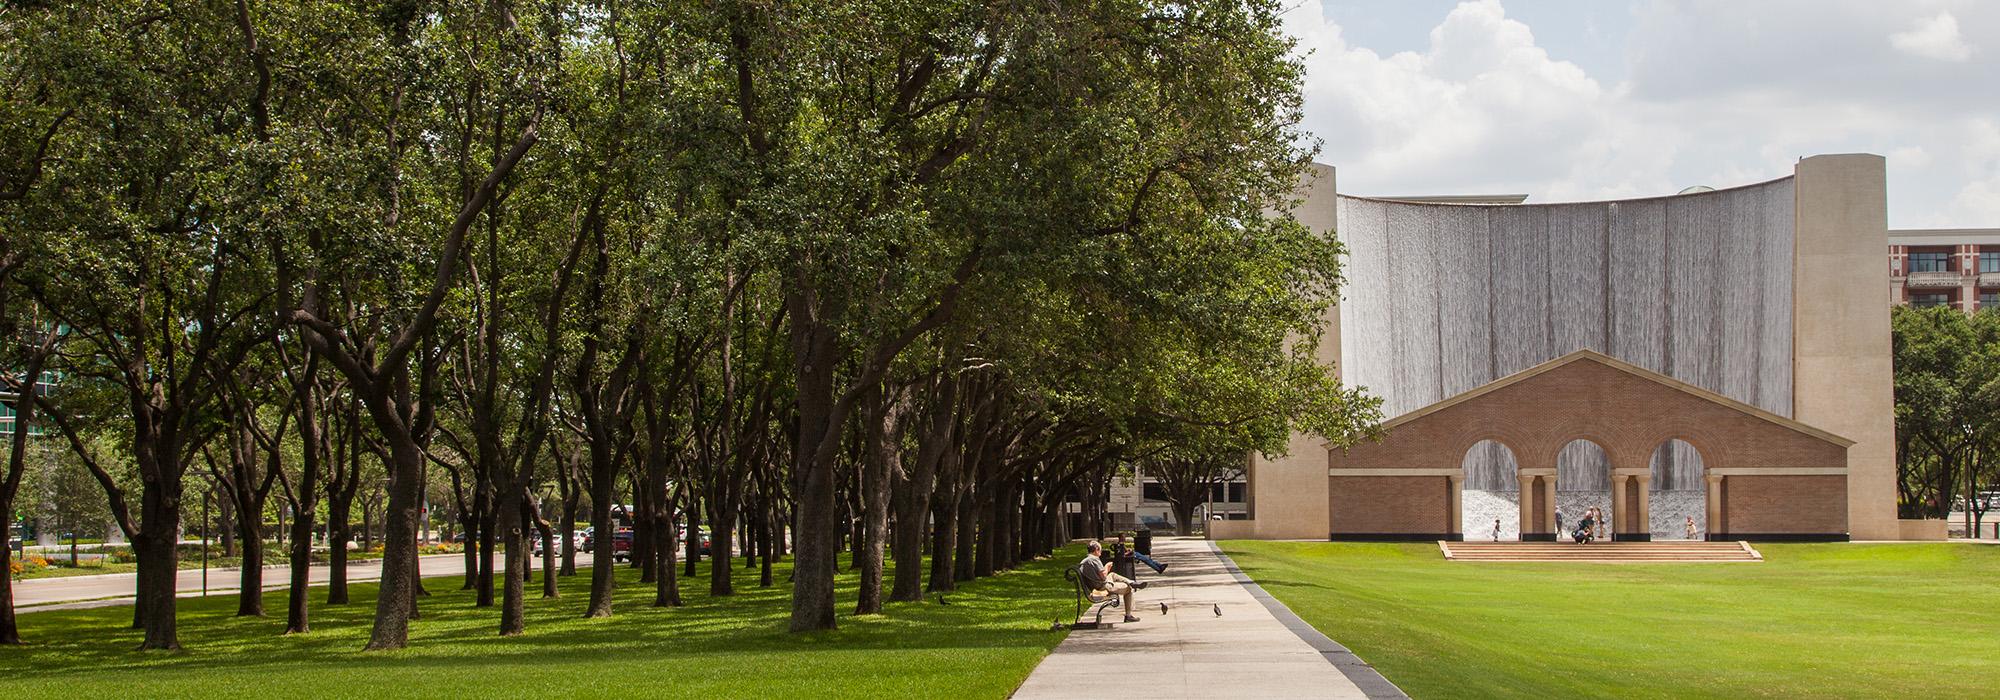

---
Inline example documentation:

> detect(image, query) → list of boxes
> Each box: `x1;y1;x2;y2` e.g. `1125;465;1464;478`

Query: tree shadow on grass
1;546;1086;690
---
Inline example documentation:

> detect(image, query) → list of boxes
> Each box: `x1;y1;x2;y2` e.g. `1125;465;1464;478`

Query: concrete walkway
1013;538;1400;699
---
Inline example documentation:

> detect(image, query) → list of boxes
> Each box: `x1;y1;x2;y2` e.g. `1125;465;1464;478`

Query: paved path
14;554;471;611
1013;538;1400;699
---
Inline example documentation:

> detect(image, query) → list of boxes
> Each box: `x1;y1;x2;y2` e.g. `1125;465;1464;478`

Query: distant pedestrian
1492;518;1501;542
1556;508;1565;540
1685;516;1698;541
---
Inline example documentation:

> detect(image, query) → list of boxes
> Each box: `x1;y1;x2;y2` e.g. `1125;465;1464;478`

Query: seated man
1112;534;1167;574
1078;540;1146;623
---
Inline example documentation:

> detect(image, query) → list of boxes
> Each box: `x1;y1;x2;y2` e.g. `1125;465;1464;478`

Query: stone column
1447;475;1464;541
1705;474;1724;540
1541;476;1558;537
1636;475;1652;540
1610;474;1629;537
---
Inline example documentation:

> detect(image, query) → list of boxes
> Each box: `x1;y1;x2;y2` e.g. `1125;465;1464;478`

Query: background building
1220;154;1922;542
1888;228;2000;311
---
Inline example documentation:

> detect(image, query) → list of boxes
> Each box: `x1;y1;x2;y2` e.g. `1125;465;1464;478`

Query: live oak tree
2;0;1384;651
1891;305;2000;533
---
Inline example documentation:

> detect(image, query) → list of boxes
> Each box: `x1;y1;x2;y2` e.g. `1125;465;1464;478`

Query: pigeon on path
1213;603;1222;617
1159;602;1169;616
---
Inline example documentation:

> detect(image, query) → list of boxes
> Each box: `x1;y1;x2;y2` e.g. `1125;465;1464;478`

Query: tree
1145;450;1243;536
23;442;109;570
1891;306;2000;533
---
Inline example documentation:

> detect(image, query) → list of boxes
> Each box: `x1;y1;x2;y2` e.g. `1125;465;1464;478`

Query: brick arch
1455;434;1525;465
1629;428;1726;470
1542;434;1621;473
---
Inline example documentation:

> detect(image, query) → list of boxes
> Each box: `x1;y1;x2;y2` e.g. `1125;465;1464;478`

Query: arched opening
1461;440;1520;541
1649;438;1708;540
1556;439;1612;541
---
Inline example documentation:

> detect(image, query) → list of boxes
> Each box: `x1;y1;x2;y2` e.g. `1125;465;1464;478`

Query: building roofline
1341;349;1856;449
1365;194;1531;205
1889;228;2000;238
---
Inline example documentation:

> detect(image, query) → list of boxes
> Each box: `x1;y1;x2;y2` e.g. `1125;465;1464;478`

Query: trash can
1113;550;1138;580
1134;529;1152;556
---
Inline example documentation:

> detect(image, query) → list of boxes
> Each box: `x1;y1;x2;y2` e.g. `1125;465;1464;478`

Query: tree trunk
476;489;496;606
927;485;958;593
133;526;181;650
327;494;353;605
362;433;424;651
682;491;701;577
560;492;578;576
585;474;615;618
854;389;900;615
219;496;237;558
787;309;840;632
498;493;529;635
655;503;680;607
0;493;16;644
708;486;735;596
756;507;774;588
953;492;977;583
635;488;656;583
539;507;559;598
237;508;265;617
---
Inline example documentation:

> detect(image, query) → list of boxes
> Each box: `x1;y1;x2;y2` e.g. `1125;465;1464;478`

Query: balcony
1906;271;1963;288
1983;272;2000;288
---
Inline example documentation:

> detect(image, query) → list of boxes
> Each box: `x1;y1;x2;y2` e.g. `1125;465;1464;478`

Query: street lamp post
201;490;211;597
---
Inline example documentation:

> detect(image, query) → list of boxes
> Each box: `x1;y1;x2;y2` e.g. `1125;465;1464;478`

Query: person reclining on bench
1079;540;1147;623
1112;533;1167;574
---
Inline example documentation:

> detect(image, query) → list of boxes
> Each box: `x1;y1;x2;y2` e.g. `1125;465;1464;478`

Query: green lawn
2;549;1078;698
1221;541;2000;699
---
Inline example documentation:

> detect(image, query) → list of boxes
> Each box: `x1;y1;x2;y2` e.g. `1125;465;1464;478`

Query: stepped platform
1440;540;1762;563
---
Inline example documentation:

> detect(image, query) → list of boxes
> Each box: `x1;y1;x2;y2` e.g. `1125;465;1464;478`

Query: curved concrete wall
1337;178;1797;488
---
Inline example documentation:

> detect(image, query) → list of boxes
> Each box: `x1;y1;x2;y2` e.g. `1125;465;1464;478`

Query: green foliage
1890;306;2000;520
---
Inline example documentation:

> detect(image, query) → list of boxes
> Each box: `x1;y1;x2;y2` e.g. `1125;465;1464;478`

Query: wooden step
1439;540;1761;563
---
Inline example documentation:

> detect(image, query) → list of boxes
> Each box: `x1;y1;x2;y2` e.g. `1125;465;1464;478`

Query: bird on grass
1049;618;1066;632
936;594;950;606
1213;603;1222;617
1159;602;1169;616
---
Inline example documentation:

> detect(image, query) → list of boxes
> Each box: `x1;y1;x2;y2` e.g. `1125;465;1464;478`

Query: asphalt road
14;553;473;612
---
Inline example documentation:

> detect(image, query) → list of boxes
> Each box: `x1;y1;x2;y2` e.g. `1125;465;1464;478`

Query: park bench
1062;564;1120;630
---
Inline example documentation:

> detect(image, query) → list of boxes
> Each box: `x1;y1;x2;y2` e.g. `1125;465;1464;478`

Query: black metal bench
1063;565;1120;630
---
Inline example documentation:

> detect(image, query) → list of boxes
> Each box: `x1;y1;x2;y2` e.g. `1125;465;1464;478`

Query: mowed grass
1;548;1080;699
1221;541;2000;699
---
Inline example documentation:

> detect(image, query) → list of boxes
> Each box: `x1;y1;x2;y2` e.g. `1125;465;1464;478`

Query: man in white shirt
1078;540;1146;623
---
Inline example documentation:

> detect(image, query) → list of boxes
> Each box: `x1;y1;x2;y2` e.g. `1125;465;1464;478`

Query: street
14;554;474;612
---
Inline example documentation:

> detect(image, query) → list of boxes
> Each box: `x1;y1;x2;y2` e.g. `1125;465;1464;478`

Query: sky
1284;0;2000;228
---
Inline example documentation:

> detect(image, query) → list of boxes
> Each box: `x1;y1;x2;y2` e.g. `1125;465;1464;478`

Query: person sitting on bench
1079;540;1146;623
1112;534;1168;574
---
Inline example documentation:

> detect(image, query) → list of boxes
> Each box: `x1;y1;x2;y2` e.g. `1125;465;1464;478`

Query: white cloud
1891;12;1973;62
1287;0;2000;227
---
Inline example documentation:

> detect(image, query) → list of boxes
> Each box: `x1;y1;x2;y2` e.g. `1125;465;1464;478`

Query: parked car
581;528;635;562
677;526;713;555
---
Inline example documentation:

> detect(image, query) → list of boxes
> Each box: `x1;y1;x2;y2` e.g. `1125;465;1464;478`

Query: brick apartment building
1888;228;2000;311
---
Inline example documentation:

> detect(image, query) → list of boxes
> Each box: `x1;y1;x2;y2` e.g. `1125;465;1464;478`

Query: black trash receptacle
1134;529;1153;556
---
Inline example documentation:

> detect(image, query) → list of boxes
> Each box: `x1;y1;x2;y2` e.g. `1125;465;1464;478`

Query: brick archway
1327;350;1853;542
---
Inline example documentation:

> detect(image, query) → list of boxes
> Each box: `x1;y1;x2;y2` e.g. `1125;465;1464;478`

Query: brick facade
1327;350;1852;541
